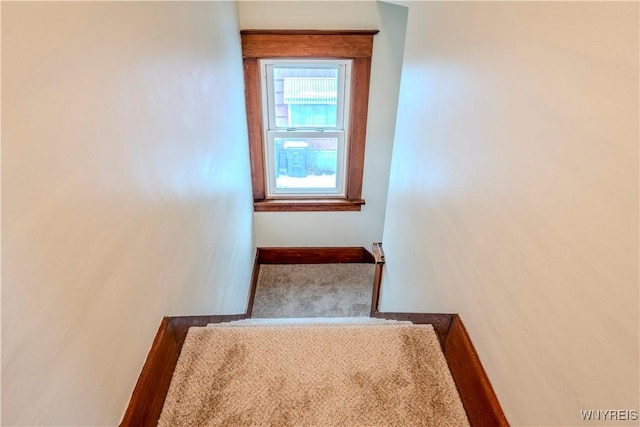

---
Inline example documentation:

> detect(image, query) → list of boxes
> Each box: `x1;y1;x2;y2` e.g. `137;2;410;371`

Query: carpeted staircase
121;251;508;426
158;317;470;427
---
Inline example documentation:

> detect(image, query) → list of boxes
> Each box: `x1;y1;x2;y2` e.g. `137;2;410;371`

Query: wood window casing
241;30;378;212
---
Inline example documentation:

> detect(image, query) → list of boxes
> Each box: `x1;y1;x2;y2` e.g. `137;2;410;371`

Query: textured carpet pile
159;318;470;427
252;263;374;318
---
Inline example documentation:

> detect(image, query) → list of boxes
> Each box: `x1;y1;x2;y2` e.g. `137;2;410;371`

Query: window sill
254;198;365;212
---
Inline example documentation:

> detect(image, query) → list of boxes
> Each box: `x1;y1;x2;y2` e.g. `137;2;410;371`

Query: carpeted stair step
160;321;470;426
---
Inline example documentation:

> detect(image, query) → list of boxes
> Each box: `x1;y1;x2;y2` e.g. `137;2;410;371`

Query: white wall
240;1;407;248
1;2;254;425
381;2;639;426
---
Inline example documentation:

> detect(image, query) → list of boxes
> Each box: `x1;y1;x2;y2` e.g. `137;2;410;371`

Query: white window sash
260;59;352;198
262;59;351;131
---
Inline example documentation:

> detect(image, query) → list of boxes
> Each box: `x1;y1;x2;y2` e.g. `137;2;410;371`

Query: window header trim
241;30;378;59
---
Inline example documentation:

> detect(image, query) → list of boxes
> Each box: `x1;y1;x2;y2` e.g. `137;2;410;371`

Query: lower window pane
274;138;338;190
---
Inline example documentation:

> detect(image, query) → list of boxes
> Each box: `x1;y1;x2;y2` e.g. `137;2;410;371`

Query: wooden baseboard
257;246;375;264
444;314;510;427
120;318;178;427
370;264;383;316
245;250;261;318
120;314;246;427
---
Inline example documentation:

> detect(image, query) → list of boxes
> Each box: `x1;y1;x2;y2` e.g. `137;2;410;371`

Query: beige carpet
252;264;374;318
158;319;470;427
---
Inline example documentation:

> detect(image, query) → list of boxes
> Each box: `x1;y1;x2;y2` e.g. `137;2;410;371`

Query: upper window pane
261;59;352;130
273;67;338;128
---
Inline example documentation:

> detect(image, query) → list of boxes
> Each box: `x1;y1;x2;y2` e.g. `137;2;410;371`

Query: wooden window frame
241;30;378;212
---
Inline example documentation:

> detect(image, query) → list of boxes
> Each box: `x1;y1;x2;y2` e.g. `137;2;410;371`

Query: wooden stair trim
120;314;246;427
245;250;261;318
120;318;177;427
444;314;510;426
256;246;375;264
370;263;383;316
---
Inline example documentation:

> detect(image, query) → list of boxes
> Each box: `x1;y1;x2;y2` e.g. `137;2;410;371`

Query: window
262;60;350;197
241;30;378;212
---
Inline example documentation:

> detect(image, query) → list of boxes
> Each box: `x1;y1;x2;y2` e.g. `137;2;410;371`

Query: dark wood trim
241;30;380;36
257;247;375;264
245;249;261;318
243;58;266;201
370;263;383;317
120;318;178;427
444;315;510;427
346;56;371;200
120;314;246;427
241;31;378;58
254;198;364;212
